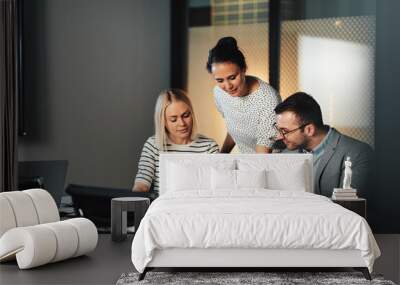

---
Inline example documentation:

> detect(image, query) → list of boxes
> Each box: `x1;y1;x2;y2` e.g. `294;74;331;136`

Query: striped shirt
134;134;219;197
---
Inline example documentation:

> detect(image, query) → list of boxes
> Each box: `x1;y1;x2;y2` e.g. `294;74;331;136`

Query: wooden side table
111;197;150;242
332;198;366;219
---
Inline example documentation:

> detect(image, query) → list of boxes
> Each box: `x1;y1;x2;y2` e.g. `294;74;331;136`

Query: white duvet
131;190;380;273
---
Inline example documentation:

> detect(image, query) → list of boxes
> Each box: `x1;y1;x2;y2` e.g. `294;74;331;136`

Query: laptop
18;160;68;207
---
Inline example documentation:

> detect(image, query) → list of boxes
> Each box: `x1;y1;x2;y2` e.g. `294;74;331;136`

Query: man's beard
298;136;311;151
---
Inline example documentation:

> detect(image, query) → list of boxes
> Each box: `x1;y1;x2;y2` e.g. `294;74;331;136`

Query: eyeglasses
273;122;309;138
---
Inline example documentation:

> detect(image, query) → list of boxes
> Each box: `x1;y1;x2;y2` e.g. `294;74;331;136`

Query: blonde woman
132;89;219;197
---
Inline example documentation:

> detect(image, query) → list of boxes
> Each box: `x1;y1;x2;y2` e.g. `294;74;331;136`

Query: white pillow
237;158;310;192
211;168;236;190
167;163;209;191
267;162;307;191
236;169;267;189
166;159;235;192
211;169;267;190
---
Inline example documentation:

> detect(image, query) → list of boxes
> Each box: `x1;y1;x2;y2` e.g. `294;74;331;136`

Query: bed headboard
159;153;313;195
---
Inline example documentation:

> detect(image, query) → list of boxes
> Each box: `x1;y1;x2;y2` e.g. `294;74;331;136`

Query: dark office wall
304;0;375;18
282;0;376;20
373;0;400;233
18;0;170;189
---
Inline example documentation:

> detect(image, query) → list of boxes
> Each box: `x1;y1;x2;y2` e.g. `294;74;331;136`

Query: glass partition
280;0;376;146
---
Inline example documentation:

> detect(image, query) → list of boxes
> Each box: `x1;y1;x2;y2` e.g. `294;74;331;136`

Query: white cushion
237;158;310;192
167;163;210;191
211;168;236;190
268;162;308;192
236;169;267;189
0;190;59;238
166;159;235;192
211;169;267;190
0;196;17;237
1;191;39;227
159;154;313;194
0;225;57;269
0;189;98;269
65;218;98;257
42;222;79;262
24;189;60;224
0;218;97;269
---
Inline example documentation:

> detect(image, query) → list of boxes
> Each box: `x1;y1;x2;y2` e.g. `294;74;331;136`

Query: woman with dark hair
207;36;281;153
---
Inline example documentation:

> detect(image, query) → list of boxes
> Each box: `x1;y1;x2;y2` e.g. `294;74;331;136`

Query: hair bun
206;36;246;73
216;36;238;51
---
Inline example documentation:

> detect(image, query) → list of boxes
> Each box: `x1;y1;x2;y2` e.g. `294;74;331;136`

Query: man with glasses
273;92;373;198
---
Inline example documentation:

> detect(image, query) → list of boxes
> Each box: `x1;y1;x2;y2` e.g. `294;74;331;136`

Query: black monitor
18;160;68;207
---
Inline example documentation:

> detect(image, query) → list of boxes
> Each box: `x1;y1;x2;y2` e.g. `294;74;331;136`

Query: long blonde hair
154;89;198;151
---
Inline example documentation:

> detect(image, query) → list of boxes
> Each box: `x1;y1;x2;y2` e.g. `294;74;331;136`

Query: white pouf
0;189;98;269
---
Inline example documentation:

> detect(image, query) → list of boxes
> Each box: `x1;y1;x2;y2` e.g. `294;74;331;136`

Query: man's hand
255;145;272;153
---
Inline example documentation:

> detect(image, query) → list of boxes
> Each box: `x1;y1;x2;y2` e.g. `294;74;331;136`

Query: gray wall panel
19;0;170;189
373;0;400;233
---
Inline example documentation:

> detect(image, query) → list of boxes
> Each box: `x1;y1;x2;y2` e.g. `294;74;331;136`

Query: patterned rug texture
116;271;396;285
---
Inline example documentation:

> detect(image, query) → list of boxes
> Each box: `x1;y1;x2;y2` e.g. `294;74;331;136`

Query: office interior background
1;0;399;281
16;0;398;232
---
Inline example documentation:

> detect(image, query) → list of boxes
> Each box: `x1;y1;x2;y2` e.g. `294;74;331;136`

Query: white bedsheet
131;190;380;273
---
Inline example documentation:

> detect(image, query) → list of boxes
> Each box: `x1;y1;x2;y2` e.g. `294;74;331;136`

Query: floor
0;234;134;285
1;234;399;285
374;234;400;284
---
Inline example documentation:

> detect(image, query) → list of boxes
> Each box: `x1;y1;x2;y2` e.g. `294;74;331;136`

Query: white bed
131;154;380;280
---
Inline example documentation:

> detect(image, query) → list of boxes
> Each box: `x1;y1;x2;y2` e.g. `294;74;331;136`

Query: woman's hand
132;182;150;192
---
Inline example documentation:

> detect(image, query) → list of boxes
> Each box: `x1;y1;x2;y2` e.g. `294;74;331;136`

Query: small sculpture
342;157;353;189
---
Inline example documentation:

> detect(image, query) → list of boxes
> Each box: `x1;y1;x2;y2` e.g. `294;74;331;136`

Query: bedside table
332;198;366;219
111;197;150;242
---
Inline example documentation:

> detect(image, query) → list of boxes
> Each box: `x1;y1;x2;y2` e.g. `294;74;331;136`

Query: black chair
18;176;45;190
66;184;154;227
18;160;68;207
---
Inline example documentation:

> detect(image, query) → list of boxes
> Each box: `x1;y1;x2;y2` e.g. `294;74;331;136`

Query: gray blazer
313;128;373;197
280;128;373;197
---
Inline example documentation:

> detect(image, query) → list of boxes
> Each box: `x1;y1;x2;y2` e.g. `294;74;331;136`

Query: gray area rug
117;271;396;285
